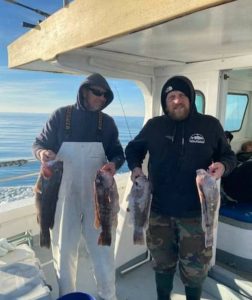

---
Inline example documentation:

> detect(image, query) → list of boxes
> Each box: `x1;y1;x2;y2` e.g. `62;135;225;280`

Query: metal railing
0;158;39;183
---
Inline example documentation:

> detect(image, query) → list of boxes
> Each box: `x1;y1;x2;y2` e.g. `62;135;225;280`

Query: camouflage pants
146;211;212;287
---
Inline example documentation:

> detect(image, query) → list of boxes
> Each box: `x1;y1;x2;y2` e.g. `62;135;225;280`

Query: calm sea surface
0;112;143;188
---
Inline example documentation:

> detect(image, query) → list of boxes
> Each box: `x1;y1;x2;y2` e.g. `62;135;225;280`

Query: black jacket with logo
125;76;236;217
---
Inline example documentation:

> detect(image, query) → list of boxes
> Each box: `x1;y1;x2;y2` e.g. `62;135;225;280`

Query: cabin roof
7;0;244;76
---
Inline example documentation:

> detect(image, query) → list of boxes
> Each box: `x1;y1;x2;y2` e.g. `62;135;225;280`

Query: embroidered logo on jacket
189;134;205;144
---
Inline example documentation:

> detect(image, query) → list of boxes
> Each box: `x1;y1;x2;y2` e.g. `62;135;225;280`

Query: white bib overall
51;142;116;300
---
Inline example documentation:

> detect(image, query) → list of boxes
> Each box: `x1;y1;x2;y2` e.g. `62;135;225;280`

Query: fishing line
113;84;133;140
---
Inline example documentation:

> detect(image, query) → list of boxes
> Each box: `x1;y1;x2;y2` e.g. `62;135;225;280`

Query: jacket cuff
221;161;229;177
128;162;142;171
111;156;125;170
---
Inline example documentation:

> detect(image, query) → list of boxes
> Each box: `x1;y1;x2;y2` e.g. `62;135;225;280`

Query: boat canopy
7;0;243;77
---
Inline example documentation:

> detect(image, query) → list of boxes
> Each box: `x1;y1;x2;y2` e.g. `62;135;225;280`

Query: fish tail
40;231;51;248
133;228;145;245
98;231;111;246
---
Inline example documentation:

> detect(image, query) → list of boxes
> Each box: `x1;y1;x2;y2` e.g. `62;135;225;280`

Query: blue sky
0;1;144;116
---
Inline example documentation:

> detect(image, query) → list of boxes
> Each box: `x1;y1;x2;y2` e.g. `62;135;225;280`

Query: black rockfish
34;160;63;248
94;170;119;246
127;176;152;245
196;169;220;247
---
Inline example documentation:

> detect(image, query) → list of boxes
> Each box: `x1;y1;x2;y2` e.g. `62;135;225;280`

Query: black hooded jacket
125;76;237;217
32;73;125;169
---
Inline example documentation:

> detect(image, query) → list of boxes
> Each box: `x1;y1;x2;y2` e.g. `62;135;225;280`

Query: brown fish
127;176;152;245
94;170;119;246
196;169;220;247
34;160;63;248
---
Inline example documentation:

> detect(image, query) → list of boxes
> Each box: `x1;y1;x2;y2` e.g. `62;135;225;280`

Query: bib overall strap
96;111;103;142
64;105;73;141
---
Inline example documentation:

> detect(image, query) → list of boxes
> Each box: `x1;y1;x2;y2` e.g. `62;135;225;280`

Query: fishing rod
4;0;50;18
113;85;133;140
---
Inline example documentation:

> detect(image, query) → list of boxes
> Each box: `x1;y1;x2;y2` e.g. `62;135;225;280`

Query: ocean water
0;112;143;192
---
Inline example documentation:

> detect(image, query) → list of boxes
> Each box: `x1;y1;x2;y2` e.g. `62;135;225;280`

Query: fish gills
34;160;63;248
94;170;119;246
127;176;152;245
196;169;220;247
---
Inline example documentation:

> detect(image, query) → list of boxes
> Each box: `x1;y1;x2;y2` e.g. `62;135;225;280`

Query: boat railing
0;158;39;184
0;158;40;241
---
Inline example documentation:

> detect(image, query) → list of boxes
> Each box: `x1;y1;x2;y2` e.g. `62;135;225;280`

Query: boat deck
34;237;251;300
1;188;252;299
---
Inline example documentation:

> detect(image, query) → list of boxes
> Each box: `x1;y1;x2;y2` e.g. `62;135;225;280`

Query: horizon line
0;111;144;118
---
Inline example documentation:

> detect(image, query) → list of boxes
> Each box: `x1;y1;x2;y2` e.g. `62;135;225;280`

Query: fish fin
196;179;206;203
199;187;206;202
94;216;100;229
98;232;111;246
94;187;101;229
34;179;42;194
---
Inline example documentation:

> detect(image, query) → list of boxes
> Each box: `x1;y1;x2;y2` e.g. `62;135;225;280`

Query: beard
167;105;190;121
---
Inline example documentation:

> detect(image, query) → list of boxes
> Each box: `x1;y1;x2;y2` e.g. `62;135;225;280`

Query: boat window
195;90;205;114
224;93;248;131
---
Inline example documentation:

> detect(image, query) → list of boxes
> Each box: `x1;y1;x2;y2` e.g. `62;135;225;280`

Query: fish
196;169;220;247
127;175;152;245
94;170;120;246
34;160;63;248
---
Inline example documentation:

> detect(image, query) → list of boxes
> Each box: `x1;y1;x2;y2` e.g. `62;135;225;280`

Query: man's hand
101;162;116;176
131;167;144;182
208;162;225;180
37;149;56;164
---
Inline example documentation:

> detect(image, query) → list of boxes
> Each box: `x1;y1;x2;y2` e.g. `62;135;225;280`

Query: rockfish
196;169;220;247
34;160;63;248
94;170;119;246
127;175;152;245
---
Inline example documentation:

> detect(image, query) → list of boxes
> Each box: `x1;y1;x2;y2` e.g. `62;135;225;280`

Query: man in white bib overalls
33;73;125;300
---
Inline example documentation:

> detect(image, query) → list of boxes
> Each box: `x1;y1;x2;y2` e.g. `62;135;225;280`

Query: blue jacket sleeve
102;116;125;170
125;121;149;170
32;109;61;158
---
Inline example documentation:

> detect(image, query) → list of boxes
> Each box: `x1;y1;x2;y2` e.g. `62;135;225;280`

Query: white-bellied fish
196;169;220;247
94;170;119;246
127;175;152;245
34;160;63;248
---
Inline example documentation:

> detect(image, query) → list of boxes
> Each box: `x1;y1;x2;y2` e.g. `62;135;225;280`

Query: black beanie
164;77;192;102
161;75;195;115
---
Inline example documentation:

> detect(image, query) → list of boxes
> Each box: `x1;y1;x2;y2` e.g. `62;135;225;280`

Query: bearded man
125;75;236;300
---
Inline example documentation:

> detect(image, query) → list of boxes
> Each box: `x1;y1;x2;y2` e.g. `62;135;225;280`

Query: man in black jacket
125;75;236;300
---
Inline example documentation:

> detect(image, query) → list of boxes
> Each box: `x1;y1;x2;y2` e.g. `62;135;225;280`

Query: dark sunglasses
89;87;107;98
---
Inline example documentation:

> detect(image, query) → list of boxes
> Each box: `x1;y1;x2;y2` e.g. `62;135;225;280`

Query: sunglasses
89;87;107;98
